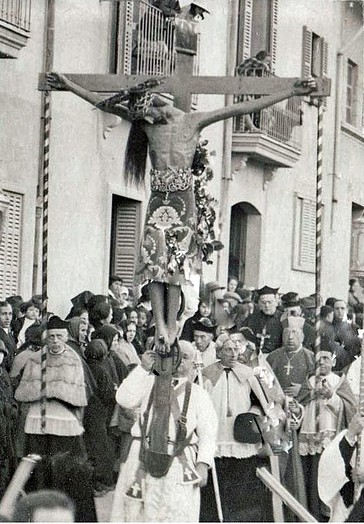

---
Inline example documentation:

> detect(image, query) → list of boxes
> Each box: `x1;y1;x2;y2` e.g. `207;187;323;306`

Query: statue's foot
154;332;170;356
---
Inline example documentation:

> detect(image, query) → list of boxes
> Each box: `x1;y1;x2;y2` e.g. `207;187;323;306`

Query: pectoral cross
284;360;293;376
130;482;141;498
257;328;271;352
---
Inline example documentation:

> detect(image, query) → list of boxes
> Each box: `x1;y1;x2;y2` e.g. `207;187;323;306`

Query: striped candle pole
40;90;51;433
315;98;324;431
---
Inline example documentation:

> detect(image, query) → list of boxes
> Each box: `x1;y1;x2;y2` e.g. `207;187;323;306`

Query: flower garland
192;140;224;264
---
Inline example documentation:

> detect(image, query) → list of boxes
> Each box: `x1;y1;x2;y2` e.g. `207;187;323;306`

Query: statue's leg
166;284;181;346
149;281;170;352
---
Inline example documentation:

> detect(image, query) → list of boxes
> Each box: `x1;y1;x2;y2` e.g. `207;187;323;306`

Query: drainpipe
216;0;239;280
331;15;364;230
33;0;56;294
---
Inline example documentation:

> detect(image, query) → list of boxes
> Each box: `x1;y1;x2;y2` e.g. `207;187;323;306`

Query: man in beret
200;333;275;521
192;317;217;370
14;315;88;482
242;285;283;354
280;292;315;351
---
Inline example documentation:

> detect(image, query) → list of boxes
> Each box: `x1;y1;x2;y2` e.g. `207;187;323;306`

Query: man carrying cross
110;340;217;522
45;74;317;356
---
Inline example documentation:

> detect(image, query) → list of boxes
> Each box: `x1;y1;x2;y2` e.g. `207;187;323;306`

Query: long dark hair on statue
124;120;148;186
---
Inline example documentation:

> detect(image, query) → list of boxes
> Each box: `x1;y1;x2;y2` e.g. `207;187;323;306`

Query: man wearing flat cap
242;285;283;354
280;291;315;351
14;315;88;478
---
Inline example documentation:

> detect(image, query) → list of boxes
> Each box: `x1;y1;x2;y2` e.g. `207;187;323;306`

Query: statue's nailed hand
45;72;69;90
292;76;317;96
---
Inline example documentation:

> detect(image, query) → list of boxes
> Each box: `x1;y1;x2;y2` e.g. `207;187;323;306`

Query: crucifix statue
41;18;330;480
43;72;322;354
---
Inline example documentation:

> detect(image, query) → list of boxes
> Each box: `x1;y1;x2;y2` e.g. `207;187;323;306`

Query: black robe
243;310;283;354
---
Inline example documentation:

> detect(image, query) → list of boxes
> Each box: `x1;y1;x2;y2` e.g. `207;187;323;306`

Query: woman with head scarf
91;325;131;475
65;317;96;405
83;339;117;496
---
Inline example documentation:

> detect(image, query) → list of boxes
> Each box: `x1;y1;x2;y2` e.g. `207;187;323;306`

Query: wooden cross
39;71;331;112
38;21;330;112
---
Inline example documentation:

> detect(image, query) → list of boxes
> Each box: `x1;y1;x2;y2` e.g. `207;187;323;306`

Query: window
346;59;358;126
236;0;278;71
292;194;318;273
109;196;141;289
0;0;31;58
111;0;176;76
0;190;23;297
302;26;328;79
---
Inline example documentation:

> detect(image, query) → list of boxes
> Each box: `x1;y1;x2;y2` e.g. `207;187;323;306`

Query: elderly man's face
334;301;347;321
283;327;303;351
259;294;278;316
193;330;213;352
47;329;68;353
219;340;239;368
174;346;195;377
0;305;12;329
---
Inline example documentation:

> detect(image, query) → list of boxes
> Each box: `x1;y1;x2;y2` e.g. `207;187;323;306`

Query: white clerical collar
286;345;302;355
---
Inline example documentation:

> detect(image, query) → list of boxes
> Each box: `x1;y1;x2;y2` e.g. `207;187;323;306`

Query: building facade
0;0;363;316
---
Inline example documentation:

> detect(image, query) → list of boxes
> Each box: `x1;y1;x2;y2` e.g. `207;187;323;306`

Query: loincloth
135;167;202;286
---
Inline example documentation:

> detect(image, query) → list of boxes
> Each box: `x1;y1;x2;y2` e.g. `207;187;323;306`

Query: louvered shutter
321;38;329;108
270;0;278;73
242;0;253;61
0;191;23;298
299;198;316;272
111;198;140;288
302;26;312;76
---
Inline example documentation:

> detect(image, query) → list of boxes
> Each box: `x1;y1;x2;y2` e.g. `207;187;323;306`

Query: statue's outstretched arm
45;73;133;122
195;78;317;131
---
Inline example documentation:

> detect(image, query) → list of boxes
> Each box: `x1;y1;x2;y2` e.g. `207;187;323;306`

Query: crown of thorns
95;78;165;120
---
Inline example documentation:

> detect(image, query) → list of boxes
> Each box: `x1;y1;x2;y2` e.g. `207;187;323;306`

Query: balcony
0;0;31;58
122;0;176;76
232;69;303;169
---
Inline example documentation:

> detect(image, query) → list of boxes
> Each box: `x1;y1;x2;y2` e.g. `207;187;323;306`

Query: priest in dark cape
242;286;283;354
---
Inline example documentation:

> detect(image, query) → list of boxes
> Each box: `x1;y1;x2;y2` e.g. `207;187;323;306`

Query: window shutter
270;0;278;73
321;38;329;108
299;199;316;271
0;191;23;298
242;0;253;60
302;25;312;77
111;198;140;288
292;194;318;273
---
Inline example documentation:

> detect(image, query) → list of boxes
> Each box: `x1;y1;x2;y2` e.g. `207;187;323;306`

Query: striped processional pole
40;90;51;433
315;98;324;431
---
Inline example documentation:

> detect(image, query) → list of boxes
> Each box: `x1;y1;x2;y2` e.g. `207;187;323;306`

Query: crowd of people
0;273;364;522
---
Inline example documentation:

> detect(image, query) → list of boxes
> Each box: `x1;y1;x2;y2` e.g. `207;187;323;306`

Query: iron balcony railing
233;69;302;150
131;0;176;76
0;0;31;31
